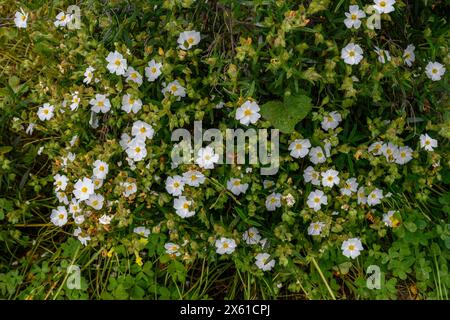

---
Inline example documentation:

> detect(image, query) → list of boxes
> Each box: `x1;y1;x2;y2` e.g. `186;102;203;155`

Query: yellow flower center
187;37;194;44
348;244;355;251
151;67;157;73
380;1;386;7
93;200;98;206
43;109;49;114
327;176;333;182
21;15;26;21
295;144;302;150
351;14;357;20
314;224;320;230
317;152;323;158
425;140;430;145
131;73;137;79
58;214;65;219
432;68;437;74
349;51;355;57
183;203;189;209
223;243;229;249
98;101;104;107
115;59;121;66
99;166;104;171
270;198;276;203
314;197;320;203
140;127;146;133
191;175;197;181
61;15;66;20
174;182;180;188
171;85;178;92
244;109;253;116
81;187;88;193
233;180;241;186
135;147;141;153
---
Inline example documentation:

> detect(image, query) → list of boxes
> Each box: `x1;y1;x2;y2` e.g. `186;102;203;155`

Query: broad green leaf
260;94;312;133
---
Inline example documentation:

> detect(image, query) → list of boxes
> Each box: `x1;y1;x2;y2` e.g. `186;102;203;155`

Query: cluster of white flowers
340;3;445;81
50;157;114;245
368;141;414;164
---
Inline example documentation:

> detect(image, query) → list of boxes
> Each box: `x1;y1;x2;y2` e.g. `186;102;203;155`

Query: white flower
119;133;132;150
307;222;325;236
134;226;150;238
215;101;225;109
93;160;109;179
70;92;81;111
177;30;201;50
255;253;275;271
288;139;311;158
341;43;363;65
54;174;68;192
69;200;82;215
14;9;28;29
195;146;219;169
374;0;396;14
162;80;186;99
344;5;366;29
227;178;249;196
121;181;137;197
37;103;55;121
425;61;446;81
321;169;340;188
367;188;383;206
383;210;399;227
368;141;384;155
215;237;236;255
86;193;104;210
307;190;328;211
83;66;95;84
235;100;261;126
381;142;398;162
263;180;275;189
309;146;327;165
420;133;437;151
74;227;91;245
145;59;163;82
125;66;143;85
340;177;358;196
50;206;68;227
374;46;391;64
164;243;181;256
242;227;261;245
126;138;147;162
26;123;35;135
403;44;415;67
92;177;103;190
182;170;205;187
357;186;367;205
89;94;111;113
173;196;195;218
321;111;342;131
265;193;282;211
99;214;112;225
395;146;413;165
54;11;71;27
165;175;185;196
131;120;154;140
284;193;296;207
341;238;363;259
304;166;321;186
73;177;94;201
74;214;85;225
56;191;69;205
106;51;127;75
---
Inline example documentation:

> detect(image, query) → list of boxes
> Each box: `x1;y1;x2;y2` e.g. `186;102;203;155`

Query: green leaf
260;94;312;133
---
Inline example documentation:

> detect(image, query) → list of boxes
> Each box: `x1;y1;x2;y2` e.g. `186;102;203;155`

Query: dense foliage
0;0;449;300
